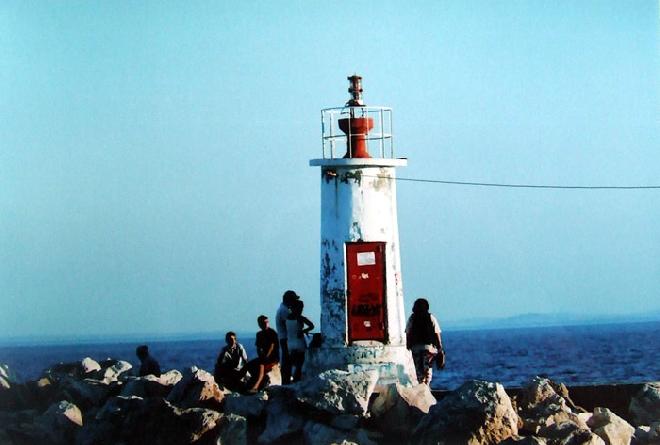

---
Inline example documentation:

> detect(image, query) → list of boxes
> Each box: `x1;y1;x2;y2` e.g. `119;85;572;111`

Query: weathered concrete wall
306;344;417;386
313;159;407;348
308;158;415;385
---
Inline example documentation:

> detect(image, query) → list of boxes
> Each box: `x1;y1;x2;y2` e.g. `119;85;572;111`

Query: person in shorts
245;315;280;392
405;298;445;385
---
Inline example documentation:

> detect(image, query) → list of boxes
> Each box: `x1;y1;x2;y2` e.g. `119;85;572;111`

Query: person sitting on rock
244;315;280;393
286;299;314;382
405;298;445;385
214;331;248;391
136;345;161;377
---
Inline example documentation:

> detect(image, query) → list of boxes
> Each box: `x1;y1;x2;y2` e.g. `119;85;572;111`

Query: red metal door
346;242;387;342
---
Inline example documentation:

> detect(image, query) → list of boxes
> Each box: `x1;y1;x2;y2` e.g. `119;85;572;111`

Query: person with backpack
405;298;445;385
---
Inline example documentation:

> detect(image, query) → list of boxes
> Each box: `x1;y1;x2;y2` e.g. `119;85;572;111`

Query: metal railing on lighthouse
320;75;395;160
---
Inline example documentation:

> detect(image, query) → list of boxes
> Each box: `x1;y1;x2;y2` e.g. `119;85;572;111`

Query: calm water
1;322;658;390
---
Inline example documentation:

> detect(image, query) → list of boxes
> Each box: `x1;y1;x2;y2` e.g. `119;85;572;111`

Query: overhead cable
363;175;660;190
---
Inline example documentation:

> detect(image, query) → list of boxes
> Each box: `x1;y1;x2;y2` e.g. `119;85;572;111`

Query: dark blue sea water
1;322;658;390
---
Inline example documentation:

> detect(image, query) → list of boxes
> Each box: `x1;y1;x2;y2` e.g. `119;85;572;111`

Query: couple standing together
276;290;314;384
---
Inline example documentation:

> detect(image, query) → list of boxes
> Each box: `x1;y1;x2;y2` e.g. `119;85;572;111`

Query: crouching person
214;331;248;392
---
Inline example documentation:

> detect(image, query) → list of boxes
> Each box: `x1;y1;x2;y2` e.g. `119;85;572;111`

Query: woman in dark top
405;298;445;385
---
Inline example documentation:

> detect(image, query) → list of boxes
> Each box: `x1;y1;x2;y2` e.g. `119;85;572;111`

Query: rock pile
1;358;659;445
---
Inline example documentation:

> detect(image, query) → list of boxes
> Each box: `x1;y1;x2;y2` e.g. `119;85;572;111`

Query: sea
1;321;658;391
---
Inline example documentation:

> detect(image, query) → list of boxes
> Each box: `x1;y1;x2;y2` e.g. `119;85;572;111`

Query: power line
363;175;660;190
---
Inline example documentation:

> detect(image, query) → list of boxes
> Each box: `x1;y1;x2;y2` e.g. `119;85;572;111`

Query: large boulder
293;369;379;416
629;383;660;427
413;380;519;445
99;360;132;384
80;357;101;375
214;413;248;445
44;357;107;382
57;377;112;410
586;407;635;445
37;400;84;445
517;377;576;434
369;382;436;436
159;369;183;386
632;421;660;445
258;391;306;444
0;376;60;412
302;421;377;445
93;395;222;444
166;366;226;410
224;392;268;418
120;374;176;399
539;420;605;445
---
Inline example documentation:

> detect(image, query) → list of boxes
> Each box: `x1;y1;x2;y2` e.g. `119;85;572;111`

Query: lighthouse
306;75;417;385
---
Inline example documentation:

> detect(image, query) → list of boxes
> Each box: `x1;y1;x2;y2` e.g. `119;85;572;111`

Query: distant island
443;310;660;331
2;311;660;347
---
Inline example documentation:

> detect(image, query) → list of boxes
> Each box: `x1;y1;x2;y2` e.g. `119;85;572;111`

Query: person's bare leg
248;365;264;392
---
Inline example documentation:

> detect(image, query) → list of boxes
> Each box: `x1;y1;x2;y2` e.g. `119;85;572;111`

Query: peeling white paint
308;157;416;385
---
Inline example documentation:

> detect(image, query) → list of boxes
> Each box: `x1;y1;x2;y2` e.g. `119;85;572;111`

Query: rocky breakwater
1;361;659;445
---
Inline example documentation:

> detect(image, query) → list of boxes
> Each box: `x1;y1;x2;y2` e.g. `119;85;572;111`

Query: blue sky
1;1;658;340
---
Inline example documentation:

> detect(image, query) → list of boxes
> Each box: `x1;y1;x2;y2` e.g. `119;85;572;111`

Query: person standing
276;290;299;384
214;331;248;391
135;345;161;377
405;298;445;385
286;299;314;382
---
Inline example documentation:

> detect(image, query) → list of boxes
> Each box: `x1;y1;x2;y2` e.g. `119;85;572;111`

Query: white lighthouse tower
307;75;417;385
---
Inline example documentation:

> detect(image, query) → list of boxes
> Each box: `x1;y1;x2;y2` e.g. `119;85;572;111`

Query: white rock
370;382;436;436
37;400;83;445
294;369;379;416
578;412;594;425
517;377;574;434
587;407;635;445
264;363;282;387
43;399;83;427
80;357;101;374
158;369;183;386
101;360;132;384
413;380;519;445
166;366;226;410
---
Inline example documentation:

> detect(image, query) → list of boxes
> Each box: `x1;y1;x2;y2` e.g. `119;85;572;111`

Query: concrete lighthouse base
304;344;418;387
